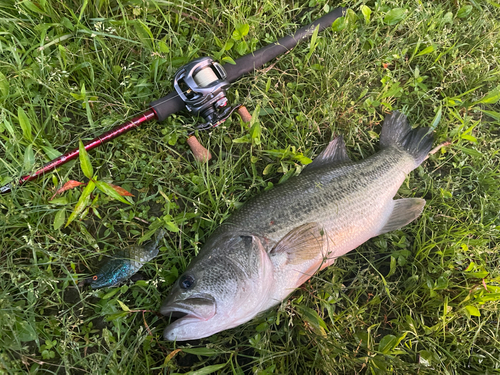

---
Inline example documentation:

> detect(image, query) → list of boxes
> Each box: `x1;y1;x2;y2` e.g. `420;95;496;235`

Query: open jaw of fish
160;111;434;341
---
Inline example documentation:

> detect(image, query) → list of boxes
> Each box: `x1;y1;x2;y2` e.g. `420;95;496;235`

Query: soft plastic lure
90;229;166;289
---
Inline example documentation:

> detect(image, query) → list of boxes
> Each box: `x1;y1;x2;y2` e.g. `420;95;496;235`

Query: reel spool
173;57;232;126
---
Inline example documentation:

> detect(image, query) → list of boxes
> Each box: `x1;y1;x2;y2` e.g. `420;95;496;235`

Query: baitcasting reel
173;57;245;132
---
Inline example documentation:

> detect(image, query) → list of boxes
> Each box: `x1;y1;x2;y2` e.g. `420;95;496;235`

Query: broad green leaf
360;5;371;24
232;23;249;40
331;16;346;32
78;140;93;179
456;145;482;158
475;293;500;303
222;56;236;65
158;39;170;53
305;25;320;62
419;350;434;366
457;5;473;19
235;40;248;56
117;300;130;312
18;107;33;142
296;304;328;336
165;222;180;233
15;320;38;342
430;105;442;130
102;288;120;299
23;144;34;171
464;305;481;317
378;334;398;354
417;45;435;56
476;109;500;121
474;86;500;105
232;135;251;144
95;180;132;205
3;119;15;138
21;0;46;15
65;180;95;227
40;145;62;160
182;348;228;356
53;208;66;230
461;133;477;143
384;8;406;25
134;20;154;50
189;362;228;375
50;197;69;205
0;71;8;97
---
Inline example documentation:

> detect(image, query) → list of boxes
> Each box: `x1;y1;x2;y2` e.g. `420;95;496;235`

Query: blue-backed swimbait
90;229;165;289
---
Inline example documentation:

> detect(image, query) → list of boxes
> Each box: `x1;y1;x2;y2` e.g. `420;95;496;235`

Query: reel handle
187;135;212;163
186;106;252;162
237;106;252;124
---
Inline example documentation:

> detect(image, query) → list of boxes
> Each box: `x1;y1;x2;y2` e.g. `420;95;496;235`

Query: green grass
1;0;500;373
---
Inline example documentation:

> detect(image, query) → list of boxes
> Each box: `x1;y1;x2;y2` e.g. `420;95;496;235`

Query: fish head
161;233;273;341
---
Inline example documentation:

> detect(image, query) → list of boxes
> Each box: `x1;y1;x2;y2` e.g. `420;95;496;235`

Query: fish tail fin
380;111;434;166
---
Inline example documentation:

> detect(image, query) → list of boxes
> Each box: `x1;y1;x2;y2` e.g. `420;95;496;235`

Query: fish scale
160;111;434;341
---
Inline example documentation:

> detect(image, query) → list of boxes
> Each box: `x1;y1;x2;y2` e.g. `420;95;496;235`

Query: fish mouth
161;294;217;340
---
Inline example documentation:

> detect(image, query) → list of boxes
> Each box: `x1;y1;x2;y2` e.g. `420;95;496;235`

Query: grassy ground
1;0;500;373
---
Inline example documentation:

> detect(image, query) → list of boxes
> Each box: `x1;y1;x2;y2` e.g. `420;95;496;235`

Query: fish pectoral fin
269;222;325;265
304;136;351;171
376;198;426;236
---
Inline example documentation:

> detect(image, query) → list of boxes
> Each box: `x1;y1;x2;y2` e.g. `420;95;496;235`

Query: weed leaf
232;24;249;40
95;180;132;205
384;8;406;25
108;184;134;197
305;25;319;62
474;86;500;105
430;105;442;130
53;180;86;197
66;180;95;227
0;71;8;97
134;20;154;50
78;140;93;179
53;208;66;230
23;144;34;171
476;109;500;121
464;305;481;317
117;300;130;312
331;16;346;32
15;320;37;342
417;45;435;56
360;5;372;24
40;145;62;160
18;107;33;143
457;5;473;19
188;363;228;375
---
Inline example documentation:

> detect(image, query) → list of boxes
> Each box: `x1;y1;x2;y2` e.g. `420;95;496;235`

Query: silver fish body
161;112;433;341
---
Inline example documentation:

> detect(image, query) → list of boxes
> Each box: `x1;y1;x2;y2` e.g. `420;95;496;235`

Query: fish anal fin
305;136;351;171
270;222;325;265
377;198;426;236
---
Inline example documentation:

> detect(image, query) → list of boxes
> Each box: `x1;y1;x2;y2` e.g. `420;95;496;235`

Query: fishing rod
0;7;346;194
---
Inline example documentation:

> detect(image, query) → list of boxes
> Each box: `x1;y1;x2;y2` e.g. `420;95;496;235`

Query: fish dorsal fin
376;198;426;236
270;222;324;265
305;136;351;171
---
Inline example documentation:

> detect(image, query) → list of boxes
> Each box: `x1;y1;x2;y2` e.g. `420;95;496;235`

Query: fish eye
179;274;195;290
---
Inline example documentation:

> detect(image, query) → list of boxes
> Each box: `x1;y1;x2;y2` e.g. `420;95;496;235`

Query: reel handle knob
237;106;252;125
187;135;212;163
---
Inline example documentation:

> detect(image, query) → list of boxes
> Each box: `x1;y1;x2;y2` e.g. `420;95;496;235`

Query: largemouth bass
160;112;433;341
